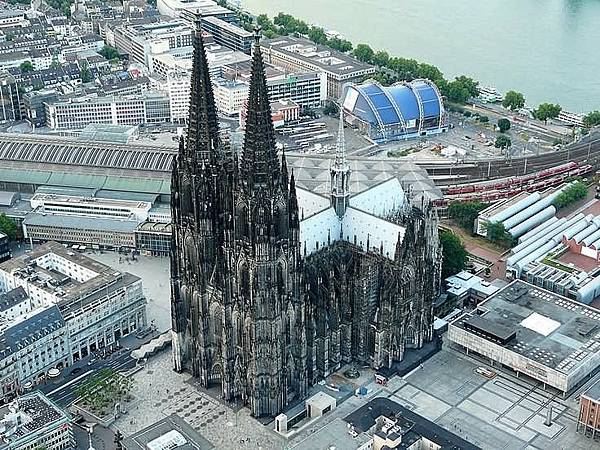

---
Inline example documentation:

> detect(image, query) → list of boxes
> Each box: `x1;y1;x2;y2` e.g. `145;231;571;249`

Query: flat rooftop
0;242;139;309
261;36;375;77
31;193;151;209
583;379;600;402
122;414;213;450
0;392;69;448
344;397;479;450
452;280;600;374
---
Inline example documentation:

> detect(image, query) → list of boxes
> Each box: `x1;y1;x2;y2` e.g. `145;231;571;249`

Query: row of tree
256;13;353;53
240;11;600;120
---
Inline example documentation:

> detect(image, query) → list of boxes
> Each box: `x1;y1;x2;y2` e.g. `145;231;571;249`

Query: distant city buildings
0;241;147;397
260;36;376;100
0;392;75;450
45;91;171;129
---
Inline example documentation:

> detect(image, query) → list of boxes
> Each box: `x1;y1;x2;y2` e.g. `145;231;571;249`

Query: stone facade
171;23;441;418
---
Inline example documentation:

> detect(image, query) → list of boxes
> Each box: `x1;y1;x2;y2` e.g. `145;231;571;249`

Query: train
435;163;593;207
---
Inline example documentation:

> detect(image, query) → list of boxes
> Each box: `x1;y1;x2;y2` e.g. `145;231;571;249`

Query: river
241;0;600;113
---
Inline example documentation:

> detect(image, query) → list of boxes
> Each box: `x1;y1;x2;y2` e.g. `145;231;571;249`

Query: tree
553;181;588;208
478;115;489;123
327;37;352;52
534;103;561;123
20;61;34;73
372;50;389;67
0;214;17;240
485;222;515;247
502;90;525;111
497;118;511;133
307;26;327;44
353;43;374;63
583;111;600;128
99;45;120;60
440;230;467;279
445;79;471;103
454;75;479;98
447;201;488;232
323;101;339;116
495;135;512;150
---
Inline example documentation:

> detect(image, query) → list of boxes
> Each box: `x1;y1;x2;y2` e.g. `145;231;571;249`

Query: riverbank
240;0;600;113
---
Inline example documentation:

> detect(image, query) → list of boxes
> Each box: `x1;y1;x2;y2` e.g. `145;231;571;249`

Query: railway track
418;133;600;185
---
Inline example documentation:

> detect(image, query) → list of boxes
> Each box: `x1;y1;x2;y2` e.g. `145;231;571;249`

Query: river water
241;0;600;113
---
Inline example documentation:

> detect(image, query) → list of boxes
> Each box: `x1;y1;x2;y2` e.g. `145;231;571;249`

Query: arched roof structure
342;79;444;131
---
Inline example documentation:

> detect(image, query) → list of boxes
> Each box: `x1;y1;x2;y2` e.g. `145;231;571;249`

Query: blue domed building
342;79;448;143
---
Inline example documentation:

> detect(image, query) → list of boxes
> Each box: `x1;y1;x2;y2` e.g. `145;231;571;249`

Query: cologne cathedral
170;22;442;418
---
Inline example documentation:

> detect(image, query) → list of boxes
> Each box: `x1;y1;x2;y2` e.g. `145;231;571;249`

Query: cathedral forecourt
170;20;442;418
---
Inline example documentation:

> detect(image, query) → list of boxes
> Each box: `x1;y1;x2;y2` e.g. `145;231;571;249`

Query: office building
22;90;58;127
0;242;147;364
448;280;600;394
0;392;74;450
108;18;194;66
261;36;376;100
0;305;69;398
577;380;600;439
0;233;8;263
45;91;171;129
201;16;252;54
157;0;234;22
0;10;27;29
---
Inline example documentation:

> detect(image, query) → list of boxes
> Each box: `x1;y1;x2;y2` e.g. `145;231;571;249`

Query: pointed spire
186;17;220;163
289;169;299;229
330;108;351;218
281;148;289;190
334;107;348;171
240;27;280;193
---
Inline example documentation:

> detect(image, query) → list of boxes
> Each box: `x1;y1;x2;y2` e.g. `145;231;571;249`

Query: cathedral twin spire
186;18;220;163
240;29;281;194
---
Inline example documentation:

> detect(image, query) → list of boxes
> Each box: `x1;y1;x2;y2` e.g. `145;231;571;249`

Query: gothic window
273;202;287;238
277;262;285;297
182;178;193;214
236;204;248;238
405;326;415;345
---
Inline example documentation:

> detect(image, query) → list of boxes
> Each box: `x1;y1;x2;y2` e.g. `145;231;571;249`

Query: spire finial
253;26;262;45
334;107;348;170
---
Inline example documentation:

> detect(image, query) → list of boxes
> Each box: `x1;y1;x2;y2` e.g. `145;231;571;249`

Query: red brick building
577;381;600;439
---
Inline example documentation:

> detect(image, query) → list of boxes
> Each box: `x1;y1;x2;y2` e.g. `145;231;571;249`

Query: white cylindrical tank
514;237;563;275
508;206;556;238
573;223;599;244
503;182;574;230
518;216;558;244
582;227;600;246
563;214;594;241
506;214;583;268
513;217;566;254
488;192;541;223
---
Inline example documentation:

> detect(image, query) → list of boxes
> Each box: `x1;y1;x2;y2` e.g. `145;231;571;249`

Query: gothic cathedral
170;22;442;418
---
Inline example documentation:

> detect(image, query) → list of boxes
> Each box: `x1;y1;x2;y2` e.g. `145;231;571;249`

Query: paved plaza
113;351;286;450
91;252;172;333
383;347;598;450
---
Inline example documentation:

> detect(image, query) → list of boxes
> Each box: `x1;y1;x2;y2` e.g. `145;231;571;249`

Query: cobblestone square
113;351;286;450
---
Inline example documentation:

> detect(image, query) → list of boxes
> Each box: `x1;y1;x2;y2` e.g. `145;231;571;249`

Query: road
36;332;161;408
39;352;137;408
420;130;600;184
